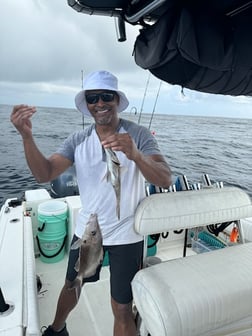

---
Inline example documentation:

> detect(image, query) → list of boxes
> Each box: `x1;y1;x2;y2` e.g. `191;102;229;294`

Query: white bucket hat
75;70;129;117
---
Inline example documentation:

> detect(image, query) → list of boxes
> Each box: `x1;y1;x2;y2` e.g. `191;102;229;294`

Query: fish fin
71;239;82;250
101;170;110;182
83;269;97;278
112;158;120;165
99;249;104;264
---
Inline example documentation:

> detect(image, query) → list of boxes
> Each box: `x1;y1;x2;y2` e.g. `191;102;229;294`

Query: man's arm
132;152;172;188
23;137;72;182
11;104;72;183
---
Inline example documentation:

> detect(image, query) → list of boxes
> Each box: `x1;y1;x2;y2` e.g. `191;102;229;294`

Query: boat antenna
81;69;84;129
148;81;162;130
138;72;151;124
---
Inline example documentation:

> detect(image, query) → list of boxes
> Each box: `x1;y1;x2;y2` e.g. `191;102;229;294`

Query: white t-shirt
56;118;162;245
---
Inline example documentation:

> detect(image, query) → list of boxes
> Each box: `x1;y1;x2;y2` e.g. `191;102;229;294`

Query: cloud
1;0;252;118
0;0;144;107
1;0;139;83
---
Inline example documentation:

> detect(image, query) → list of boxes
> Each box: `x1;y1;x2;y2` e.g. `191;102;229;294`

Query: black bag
133;6;252;96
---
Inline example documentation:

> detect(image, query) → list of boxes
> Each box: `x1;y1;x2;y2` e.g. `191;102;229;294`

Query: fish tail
116;201;120;220
116;186;120;220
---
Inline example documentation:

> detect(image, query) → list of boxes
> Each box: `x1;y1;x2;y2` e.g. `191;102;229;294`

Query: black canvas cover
134;5;252;96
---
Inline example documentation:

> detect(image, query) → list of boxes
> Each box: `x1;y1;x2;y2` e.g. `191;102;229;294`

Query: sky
1;0;252;119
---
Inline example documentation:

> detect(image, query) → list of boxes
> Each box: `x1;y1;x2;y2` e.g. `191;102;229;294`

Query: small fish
104;147;121;219
70;213;103;298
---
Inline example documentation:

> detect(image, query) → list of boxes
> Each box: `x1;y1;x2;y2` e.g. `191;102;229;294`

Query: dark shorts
66;235;144;304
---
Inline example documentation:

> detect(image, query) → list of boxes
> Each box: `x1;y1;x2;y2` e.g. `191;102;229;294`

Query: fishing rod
138;72;150;125
148;80;162;130
81;69;84;130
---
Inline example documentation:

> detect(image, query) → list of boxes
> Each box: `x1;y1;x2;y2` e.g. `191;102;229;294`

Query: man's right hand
10;104;36;139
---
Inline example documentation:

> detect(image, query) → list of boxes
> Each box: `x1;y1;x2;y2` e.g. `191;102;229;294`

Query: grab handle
38;222;46;232
36;235;67;259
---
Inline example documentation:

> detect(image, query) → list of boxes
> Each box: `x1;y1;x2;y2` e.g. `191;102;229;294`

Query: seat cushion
132;242;252;336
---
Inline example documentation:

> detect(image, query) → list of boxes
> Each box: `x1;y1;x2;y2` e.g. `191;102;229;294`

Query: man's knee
111;298;133;321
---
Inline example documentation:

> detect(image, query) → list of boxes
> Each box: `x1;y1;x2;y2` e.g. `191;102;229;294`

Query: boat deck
36;239;192;336
2;187;252;336
37;257;113;336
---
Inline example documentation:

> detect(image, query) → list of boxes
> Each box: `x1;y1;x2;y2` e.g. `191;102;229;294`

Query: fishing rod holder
0;287;14;316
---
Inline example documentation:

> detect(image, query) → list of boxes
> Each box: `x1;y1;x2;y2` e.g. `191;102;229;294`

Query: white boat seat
132;187;252;336
132;242;252;336
135;187;252;235
242;217;252;242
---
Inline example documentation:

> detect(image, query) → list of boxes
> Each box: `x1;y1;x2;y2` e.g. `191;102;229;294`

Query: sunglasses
85;92;116;104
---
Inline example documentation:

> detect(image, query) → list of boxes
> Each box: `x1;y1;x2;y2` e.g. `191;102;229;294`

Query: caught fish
70;213;103;298
104;147;121;219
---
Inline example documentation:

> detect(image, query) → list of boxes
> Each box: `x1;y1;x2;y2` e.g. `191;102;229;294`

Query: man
11;70;172;336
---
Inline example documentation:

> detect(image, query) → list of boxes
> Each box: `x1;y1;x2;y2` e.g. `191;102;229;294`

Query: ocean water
0;104;251;206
